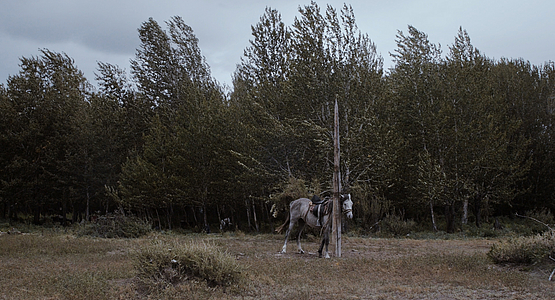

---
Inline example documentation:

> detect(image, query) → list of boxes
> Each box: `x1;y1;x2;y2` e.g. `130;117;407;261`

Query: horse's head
341;194;353;219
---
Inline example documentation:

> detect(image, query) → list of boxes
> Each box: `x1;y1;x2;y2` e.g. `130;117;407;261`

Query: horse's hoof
298;250;305;254
324;254;331;259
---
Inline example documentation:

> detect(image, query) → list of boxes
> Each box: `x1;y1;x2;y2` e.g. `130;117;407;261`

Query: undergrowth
487;209;555;266
77;211;151;238
379;213;416;237
488;231;555;265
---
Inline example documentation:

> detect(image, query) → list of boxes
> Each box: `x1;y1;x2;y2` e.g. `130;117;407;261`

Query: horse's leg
318;226;326;258
281;219;296;254
323;228;330;258
318;227;331;258
318;236;325;258
296;220;306;254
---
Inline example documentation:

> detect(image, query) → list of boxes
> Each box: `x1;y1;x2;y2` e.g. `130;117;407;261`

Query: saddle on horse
309;195;330;226
311;195;325;205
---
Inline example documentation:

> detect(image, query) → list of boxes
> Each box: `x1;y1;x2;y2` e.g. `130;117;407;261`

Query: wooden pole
332;98;342;257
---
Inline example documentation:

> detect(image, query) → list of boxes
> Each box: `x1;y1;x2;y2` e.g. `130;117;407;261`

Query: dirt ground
223;234;555;299
1;232;554;299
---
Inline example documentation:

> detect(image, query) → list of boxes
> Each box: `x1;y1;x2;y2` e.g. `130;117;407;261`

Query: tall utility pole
331;98;342;257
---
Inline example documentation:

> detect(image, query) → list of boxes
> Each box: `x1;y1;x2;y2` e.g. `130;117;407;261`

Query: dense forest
1;3;554;233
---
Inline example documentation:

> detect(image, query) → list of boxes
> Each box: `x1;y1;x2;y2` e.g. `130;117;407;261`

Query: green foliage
1;49;89;223
270;177;309;218
1;4;555;234
379;213;416;237
232;2;384;191
77;211;151;238
132;239;245;291
274;177;309;202
466;226;498;239
119;16;235;230
488;232;555;265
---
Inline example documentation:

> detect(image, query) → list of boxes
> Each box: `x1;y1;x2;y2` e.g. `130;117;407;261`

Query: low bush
488;231;555;264
380;213;416;237
464;224;501;238
77;211;151;238
132;239;245;292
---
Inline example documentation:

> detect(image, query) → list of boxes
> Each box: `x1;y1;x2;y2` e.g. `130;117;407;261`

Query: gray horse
276;194;353;258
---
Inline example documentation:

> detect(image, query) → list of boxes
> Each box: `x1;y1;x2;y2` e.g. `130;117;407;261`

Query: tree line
1;2;554;233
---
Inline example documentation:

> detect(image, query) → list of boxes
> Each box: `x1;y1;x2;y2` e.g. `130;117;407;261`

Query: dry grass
1;231;554;299
132;238;246;292
488;231;555;265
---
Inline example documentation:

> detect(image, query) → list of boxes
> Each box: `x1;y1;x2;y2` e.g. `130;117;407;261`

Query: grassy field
1;230;554;299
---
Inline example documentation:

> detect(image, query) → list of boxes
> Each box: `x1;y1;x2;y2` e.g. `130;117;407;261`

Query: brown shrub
488;231;555;264
132;238;246;292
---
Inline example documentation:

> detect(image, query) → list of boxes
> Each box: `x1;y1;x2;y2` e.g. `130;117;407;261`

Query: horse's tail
275;212;290;234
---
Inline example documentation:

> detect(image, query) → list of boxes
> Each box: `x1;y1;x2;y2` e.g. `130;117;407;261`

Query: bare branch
515;213;554;232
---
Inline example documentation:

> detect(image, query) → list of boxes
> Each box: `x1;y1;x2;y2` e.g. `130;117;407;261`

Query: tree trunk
444;203;455;233
166;204;173;230
8;199;17;223
61;204;67;226
216;205;222;224
190;206;197;227
61;191;68;226
8;203;16;226
232;211;238;231
202;201;209;233
72;204;79;224
430;200;438;231
86;187;90;222
155;208;162;229
245;199;251;231
474;194;482;228
146;208;152;226
252;199;259;233
462;198;468;225
181;206;190;228
264;201;274;232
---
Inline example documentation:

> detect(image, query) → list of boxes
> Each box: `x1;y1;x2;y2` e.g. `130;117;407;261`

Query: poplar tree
388;25;445;227
233;2;384;199
120;16;230;229
2;49;88;223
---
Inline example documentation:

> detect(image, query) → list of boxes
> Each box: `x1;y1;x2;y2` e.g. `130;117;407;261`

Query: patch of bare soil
224;235;555;299
342;237;494;258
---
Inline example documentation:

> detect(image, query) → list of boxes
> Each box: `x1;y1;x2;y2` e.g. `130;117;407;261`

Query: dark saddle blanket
309;198;331;220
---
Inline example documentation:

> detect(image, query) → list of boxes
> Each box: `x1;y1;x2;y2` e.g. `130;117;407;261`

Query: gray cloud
1;0;554;88
1;1;139;54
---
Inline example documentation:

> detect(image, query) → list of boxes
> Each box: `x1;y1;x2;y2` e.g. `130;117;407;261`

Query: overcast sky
1;0;554;89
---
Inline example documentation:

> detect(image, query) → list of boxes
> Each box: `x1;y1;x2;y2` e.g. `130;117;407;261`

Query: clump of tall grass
77;211;151;238
488;231;555;264
132;239;246;292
